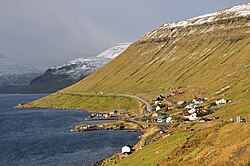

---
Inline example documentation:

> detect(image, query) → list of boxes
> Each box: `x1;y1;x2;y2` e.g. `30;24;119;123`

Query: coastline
15;105;148;165
15;93;164;166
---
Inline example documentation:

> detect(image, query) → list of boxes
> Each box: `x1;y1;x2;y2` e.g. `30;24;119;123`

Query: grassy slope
21;93;140;114
61;17;250;119
106;122;250;166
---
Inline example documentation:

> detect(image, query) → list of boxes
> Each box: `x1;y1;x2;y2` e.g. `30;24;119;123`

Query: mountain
97;43;133;59
0;55;41;93
21;4;250;165
22;43;131;93
62;4;250;102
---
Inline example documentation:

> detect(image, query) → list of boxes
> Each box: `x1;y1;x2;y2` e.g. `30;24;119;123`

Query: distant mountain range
0;55;42;93
22;43;132;93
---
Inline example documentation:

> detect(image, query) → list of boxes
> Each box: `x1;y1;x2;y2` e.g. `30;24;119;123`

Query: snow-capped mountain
23;43;132;93
97;43;132;59
163;3;250;29
142;3;250;41
0;55;42;93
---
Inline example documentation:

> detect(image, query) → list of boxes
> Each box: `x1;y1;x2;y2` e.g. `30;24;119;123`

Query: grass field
19;93;141;114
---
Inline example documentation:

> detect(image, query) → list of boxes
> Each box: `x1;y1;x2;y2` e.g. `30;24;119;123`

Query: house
122;145;133;154
154;101;161;106
177;100;186;108
152;112;159;117
110;110;118;115
189;113;197;121
156;106;161;111
236;116;247;123
166;117;173;123
185;104;197;110
103;114;109;118
215;98;231;105
184;112;191;119
188;108;196;114
193;97;207;104
157;115;168;123
78;125;89;130
156;95;165;101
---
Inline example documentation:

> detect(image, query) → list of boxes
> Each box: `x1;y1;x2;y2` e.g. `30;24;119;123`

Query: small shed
189;113;197;121
110;110;118;115
156;106;161;111
122;145;133;154
215;98;231;105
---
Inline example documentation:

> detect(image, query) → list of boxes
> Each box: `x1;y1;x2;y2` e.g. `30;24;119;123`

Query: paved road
118;94;152;113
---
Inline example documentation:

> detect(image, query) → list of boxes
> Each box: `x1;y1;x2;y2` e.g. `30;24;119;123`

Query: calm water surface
0;94;141;166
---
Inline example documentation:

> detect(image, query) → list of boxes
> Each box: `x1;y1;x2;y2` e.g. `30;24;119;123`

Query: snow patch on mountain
49;57;110;80
97;43;132;59
162;3;250;29
48;42;131;80
24;43;131;93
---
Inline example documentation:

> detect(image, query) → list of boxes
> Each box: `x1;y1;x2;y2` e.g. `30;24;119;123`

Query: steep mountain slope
22;43;131;93
0;55;41;93
62;4;250;110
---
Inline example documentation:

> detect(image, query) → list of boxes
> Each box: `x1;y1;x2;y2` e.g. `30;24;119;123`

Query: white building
189;113;197;121
166;117;173;123
122;145;132;154
156;106;161;111
216;98;230;105
188;108;196;114
154;101;160;106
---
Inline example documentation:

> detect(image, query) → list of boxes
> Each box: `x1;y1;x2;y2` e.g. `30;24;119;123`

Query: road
118;94;152;113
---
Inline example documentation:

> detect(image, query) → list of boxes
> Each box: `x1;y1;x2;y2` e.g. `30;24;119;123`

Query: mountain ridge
0;55;41;93
22;43;132;93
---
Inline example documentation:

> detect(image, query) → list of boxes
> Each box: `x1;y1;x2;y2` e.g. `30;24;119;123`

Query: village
71;88;248;162
84;110;121;121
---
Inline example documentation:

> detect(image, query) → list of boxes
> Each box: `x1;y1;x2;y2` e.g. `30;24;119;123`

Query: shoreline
15;105;147;165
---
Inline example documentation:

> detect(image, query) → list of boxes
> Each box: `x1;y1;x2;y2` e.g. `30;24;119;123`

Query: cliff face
62;4;250;105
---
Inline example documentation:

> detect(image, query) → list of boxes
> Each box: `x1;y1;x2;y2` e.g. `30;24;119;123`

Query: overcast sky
0;0;249;69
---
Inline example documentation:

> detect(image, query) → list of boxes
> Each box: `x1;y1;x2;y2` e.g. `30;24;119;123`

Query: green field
20;93;140;114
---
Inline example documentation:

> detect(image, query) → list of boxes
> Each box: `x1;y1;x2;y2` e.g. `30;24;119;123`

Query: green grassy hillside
60;16;250;119
20;93;140;114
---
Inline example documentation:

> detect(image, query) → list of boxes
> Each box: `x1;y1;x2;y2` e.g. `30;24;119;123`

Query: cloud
0;0;119;68
0;0;249;69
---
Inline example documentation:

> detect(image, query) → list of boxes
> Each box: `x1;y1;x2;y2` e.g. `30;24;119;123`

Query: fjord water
0;94;141;166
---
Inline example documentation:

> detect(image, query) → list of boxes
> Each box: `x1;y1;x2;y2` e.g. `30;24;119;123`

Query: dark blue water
0;94;141;166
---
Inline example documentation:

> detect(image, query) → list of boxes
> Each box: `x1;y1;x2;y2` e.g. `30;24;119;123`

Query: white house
152;112;159;117
185;104;197;110
215;98;230;105
110;110;117;115
166;117;173;123
122;145;132;154
189;113;197;121
188;108;196;114
154;101;160;106
156;106;161;111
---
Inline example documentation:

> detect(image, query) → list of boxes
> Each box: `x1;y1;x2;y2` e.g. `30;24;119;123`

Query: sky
0;0;249;69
